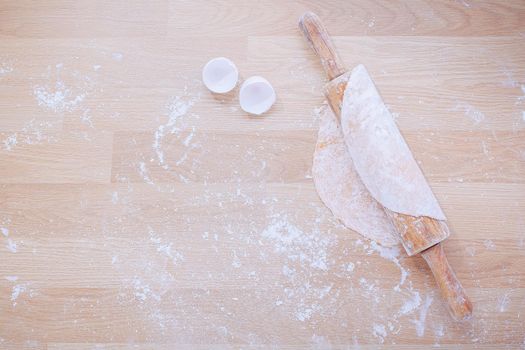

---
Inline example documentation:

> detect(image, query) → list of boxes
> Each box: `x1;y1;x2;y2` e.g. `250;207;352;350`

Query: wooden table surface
1;1;524;348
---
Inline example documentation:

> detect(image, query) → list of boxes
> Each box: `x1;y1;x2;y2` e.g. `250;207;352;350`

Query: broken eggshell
239;76;276;115
202;57;239;93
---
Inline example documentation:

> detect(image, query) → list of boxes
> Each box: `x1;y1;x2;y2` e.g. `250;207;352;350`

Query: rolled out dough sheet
312;105;399;247
340;64;446;220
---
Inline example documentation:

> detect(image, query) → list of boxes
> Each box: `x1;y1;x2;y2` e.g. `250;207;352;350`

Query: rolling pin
299;12;473;321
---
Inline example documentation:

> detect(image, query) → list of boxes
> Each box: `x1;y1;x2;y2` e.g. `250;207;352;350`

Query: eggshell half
239;76;276;115
202;57;239;93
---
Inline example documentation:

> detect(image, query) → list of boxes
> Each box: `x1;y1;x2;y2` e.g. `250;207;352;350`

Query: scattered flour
311;334;331;347
138;161;154;185
80;108;93;127
153;91;200;171
261;215;332;271
288;58;324;96
372;323;387;343
231;250;241;268
411;294;433;337
452;101;485;124
3;63;99;153
358;277;381;303
31;63;97;132
481;140;490;156
348;237;430;342
132;277;160;302
1;227;8;237
259;210;339;322
433;323;445;338
34;81;84;112
367;241;408;291
6;239;17;253
399;291;422;315
3;134;17;151
483;239;496;250
111;191;119;204
11;284;27;306
33;64;92;113
500;67;519;88
149;228;184;266
5;276;18;282
0;63;13;76
2;119;56;151
518;86;525;122
111;52;124;62
497;292;511;312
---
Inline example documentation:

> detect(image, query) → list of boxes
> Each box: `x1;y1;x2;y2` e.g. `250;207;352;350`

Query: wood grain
0;0;524;348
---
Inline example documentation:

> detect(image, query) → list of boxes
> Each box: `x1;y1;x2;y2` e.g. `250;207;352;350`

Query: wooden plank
0;183;523;289
0;131;113;183
110;129;525;184
248;36;525;131
0;0;169;38
1;286;523;344
167;0;525;37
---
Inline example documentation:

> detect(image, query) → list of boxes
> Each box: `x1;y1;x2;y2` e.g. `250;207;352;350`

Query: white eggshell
239;76;276;115
202;57;239;93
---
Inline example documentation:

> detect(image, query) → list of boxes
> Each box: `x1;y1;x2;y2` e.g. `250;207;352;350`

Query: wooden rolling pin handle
421;244;473;321
298;12;346;81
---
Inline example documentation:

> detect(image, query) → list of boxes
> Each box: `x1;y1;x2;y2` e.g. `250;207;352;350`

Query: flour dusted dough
312;105;399;246
313;65;446;246
340;64;446;220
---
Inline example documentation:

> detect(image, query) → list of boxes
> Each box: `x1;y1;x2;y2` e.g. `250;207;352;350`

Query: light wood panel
1;0;524;349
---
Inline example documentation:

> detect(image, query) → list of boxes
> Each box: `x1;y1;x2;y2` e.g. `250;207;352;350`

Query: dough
313;65;446;245
312;104;399;246
340;64;446;220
